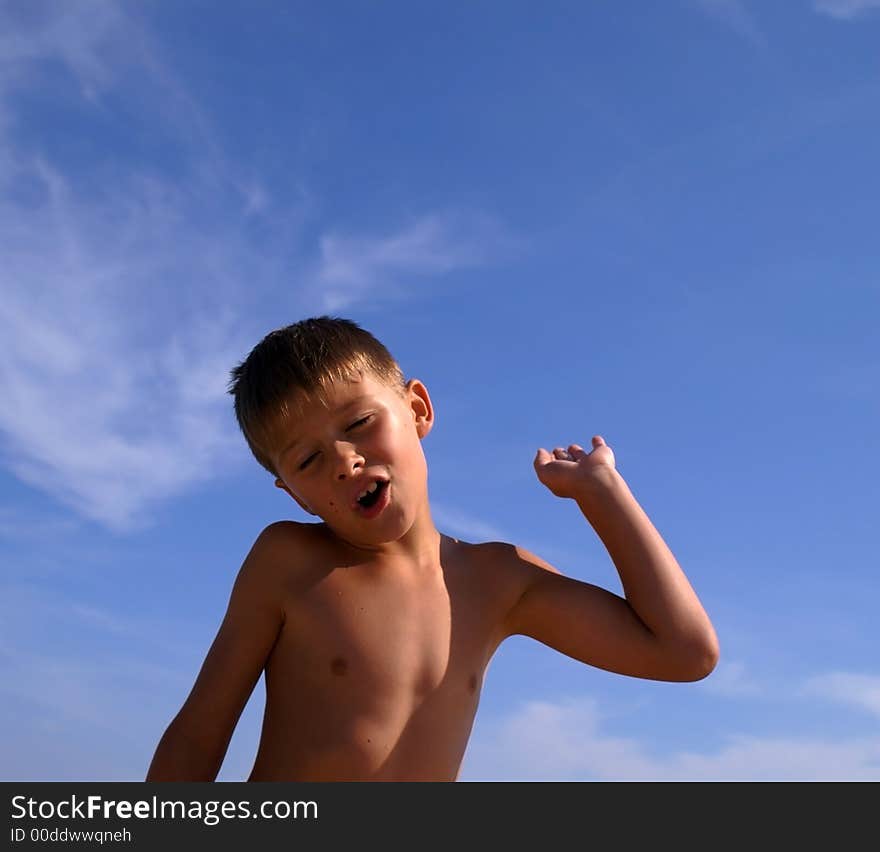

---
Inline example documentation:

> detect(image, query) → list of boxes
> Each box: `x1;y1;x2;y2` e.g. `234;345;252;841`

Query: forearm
145;721;226;782
576;469;718;662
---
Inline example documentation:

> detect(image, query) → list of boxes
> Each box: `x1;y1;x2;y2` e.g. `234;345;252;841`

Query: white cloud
801;672;880;718
0;643;181;731
0;582;195;661
462;693;880;780
698;659;762;697
0;2;125;97
428;503;587;575
431;502;510;543
0;157;255;529
463;697;653;780
814;0;880;19
663;733;880;780
0;505;79;541
0;7;284;529
0;4;507;532
691;0;766;46
310;212;504;312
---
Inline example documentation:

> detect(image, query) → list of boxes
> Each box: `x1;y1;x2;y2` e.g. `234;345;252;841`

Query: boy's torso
247;522;515;781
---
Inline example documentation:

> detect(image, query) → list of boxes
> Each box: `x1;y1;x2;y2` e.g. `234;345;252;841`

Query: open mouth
354;479;390;516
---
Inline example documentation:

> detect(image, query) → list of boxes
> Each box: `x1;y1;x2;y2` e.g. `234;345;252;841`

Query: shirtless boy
146;316;719;781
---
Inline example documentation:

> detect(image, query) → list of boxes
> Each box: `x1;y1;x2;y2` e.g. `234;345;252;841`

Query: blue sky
1;0;878;781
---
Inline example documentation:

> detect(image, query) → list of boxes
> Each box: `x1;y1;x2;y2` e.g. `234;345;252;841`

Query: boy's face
268;370;434;549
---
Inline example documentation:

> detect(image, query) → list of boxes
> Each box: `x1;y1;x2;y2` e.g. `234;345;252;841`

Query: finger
553;447;573;460
568;443;588;460
534;448;552;466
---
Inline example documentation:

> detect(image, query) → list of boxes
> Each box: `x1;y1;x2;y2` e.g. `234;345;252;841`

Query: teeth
356;481;380;502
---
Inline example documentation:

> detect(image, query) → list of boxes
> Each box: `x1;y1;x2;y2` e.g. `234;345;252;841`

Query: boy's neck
335;499;445;570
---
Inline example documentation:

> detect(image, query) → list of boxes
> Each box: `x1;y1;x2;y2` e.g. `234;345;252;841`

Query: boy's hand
534;436;617;500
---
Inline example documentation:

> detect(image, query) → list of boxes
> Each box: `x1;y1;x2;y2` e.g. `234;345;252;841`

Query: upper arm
170;523;292;751
498;544;693;681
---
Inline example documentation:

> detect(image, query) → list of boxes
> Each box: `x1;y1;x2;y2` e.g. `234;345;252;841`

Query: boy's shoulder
450;538;562;606
252;519;336;561
467;538;559;576
256;518;322;545
237;520;327;582
240;525;556;594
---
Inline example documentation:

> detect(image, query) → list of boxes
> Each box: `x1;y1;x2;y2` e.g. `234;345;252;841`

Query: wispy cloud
309;212;505;313
814;0;880;19
429;501;588;574
691;0;767;46
0;3;125;98
0;642;182;731
462;692;880;780
0;580;260;780
0;156;256;529
0;630;195;781
0;583;189;745
0;5;278;530
464;697;649;780
0;505;79;541
801;672;880;718
0;582;195;660
431;501;510;543
698;659;762;697
0;6;507;531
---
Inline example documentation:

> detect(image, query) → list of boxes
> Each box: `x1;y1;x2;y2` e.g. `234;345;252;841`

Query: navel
330;656;348;676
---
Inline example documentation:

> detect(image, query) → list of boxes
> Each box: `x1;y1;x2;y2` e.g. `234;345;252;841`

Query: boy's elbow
680;634;720;682
656;632;719;682
146;720;223;782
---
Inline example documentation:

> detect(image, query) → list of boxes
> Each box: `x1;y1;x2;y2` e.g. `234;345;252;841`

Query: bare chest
271;563;493;704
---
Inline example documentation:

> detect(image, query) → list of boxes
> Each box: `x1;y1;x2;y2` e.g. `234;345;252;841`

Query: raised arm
145;524;290;780
501;437;718;682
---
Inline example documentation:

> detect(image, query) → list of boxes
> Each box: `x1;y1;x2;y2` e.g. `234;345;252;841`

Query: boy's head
229;317;406;476
229;317;434;537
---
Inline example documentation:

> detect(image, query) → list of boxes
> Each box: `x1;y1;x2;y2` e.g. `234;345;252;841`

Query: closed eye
297;415;372;470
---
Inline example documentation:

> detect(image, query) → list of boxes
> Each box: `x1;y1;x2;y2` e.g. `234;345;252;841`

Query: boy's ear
274;478;316;516
405;378;434;439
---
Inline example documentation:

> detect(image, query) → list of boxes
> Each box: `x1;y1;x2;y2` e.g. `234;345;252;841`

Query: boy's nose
333;442;365;480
